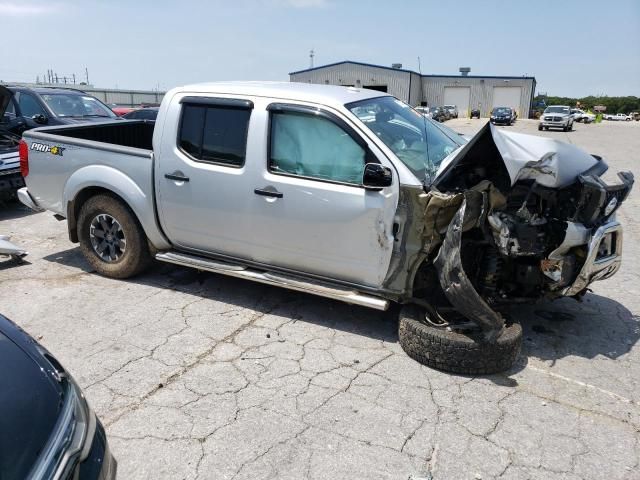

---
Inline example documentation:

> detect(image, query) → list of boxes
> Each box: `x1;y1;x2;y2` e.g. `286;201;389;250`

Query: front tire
77;194;152;279
398;305;522;375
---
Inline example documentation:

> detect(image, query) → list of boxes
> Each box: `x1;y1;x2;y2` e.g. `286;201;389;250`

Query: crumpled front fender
433;198;504;341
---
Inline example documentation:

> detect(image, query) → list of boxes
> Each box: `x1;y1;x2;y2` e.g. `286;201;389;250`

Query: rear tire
398;305;522;375
77;194;152;279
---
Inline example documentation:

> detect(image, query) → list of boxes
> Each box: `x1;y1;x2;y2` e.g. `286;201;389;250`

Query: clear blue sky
1;0;638;96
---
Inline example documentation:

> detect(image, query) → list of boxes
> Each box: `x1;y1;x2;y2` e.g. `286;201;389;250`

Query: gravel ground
1;118;638;480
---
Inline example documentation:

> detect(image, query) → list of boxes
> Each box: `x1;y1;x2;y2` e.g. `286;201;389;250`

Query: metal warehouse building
290;61;536;118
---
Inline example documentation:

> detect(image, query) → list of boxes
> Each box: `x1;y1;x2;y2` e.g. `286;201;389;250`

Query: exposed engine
423;123;634;336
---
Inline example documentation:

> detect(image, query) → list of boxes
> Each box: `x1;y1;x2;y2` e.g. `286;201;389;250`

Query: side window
17;93;46;117
178;103;250;167
1;98;16;122
269;110;366;184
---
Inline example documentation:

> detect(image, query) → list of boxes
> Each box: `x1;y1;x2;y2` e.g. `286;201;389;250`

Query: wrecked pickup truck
17;82;633;374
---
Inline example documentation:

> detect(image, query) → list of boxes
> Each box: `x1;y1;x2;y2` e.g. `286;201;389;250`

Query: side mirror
32;114;48;125
363;163;392;189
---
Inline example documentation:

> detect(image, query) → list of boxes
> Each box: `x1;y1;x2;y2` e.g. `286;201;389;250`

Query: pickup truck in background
604;113;632;121
17;82;634;374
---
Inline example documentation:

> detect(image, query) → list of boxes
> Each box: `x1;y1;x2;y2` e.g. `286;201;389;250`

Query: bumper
563;221;622;296
539;121;569;128
77;419;117;480
0;168;25;193
491;118;512;124
17;187;44;212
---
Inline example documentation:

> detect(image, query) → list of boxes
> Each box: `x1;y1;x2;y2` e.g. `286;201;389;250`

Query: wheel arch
64;165;170;249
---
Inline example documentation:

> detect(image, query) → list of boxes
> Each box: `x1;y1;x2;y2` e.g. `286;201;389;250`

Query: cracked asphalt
1;119;639;479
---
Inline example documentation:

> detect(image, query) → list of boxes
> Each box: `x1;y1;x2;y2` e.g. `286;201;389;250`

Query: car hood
0;315;64;480
543;111;570;117
435;122;600;189
0;85;11;119
57;116;121;124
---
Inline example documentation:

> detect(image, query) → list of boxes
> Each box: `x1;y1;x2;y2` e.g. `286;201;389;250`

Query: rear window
178;103;251;167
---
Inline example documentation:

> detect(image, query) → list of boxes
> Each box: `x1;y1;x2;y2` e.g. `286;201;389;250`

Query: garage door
443;87;470;117
493;87;522;116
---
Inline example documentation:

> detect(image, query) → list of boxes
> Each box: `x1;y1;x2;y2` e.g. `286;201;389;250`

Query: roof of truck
175;81;390;107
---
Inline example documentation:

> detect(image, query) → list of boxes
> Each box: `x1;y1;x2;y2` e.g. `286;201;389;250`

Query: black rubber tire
77;194;152;279
538;125;543;131
398;305;522;375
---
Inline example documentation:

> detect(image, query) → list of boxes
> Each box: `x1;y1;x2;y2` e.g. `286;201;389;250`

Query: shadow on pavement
43;248;398;343
43;247;637;369
0;199;37;221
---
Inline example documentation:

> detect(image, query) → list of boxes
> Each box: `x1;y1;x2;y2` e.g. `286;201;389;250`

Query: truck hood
0;86;11;119
435;122;600;189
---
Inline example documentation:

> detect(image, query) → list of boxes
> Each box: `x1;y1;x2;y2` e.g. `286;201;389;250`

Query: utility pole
85;67;89;85
72;74;76;85
309;49;315;68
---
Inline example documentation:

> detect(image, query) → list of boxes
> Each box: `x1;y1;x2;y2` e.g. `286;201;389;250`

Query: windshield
41;94;116;118
347;96;461;182
493;107;510;115
544;106;570;114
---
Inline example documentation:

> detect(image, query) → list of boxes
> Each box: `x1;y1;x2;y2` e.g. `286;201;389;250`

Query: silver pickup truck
18;82;633;374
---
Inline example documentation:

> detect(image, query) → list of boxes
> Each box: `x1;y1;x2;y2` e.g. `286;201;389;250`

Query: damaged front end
410;123;633;339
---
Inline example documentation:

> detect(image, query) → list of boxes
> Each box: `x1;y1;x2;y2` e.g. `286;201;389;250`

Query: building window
178;103;251;167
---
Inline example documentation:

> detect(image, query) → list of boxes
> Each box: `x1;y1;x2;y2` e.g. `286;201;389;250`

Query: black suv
1;85;119;136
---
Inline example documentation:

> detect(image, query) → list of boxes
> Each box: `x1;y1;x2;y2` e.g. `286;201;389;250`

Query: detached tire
398;305;522;375
77;194;152;279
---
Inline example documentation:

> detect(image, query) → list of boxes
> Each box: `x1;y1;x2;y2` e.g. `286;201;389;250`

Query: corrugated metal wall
409;72;423;106
290;64;413;103
290;63;536;117
421;76;535;118
81;88;164;106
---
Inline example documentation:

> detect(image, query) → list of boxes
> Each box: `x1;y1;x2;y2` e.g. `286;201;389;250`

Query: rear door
248;103;398;287
155;96;256;257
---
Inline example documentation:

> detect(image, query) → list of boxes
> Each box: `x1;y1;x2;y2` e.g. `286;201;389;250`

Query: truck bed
32;120;155;151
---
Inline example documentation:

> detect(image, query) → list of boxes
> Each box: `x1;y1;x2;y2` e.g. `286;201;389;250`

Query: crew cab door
248;103;398;287
155;96;256;257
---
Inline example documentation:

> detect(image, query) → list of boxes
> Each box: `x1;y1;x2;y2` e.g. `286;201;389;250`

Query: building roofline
289;60;416;76
421;74;536;81
290;61;536;83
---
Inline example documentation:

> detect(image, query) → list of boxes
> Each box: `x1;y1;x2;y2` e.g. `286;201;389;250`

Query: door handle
165;172;190;182
254;188;283;198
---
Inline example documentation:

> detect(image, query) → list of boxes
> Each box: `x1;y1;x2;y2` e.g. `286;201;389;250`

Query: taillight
19;140;29;177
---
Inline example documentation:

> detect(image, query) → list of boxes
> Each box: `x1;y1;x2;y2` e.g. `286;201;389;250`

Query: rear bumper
17;187;44;212
563;221;623;296
0;168;25;193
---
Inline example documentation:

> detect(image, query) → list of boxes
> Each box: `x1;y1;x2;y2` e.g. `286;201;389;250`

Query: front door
249;103;398;287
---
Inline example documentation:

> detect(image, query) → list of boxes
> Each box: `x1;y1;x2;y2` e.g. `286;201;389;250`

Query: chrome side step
155;251;390;311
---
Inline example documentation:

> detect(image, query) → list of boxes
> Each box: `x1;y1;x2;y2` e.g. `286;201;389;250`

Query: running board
155;251;390;311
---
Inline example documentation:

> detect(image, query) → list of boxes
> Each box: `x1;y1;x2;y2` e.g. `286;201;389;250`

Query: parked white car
604;113;632;121
443;105;458;118
414;106;432;118
571;108;595;123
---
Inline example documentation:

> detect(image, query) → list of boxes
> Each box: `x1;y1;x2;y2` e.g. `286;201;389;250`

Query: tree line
533;95;640;114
